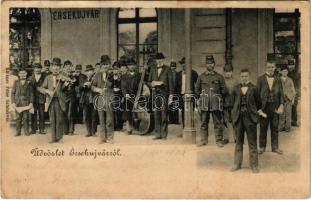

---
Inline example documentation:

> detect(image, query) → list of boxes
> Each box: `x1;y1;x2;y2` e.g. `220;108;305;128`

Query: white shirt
266;75;274;91
34;74;41;82
241;82;249;95
102;72;107;81
181;72;186;94
53;76;57;88
157;68;162;76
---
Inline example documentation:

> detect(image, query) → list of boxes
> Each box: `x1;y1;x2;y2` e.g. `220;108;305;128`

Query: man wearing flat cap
257;53;284;155
38;57;69;143
195;55;228;147
28;63;46;134
42;60;51;76
148;52;174;140
174;57;198;131
92;55;115;143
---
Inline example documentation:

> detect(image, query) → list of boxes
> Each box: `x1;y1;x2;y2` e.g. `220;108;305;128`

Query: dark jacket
28;74;46;104
121;72;141;96
11;79;34;107
257;74;284;109
231;82;261;126
147;65;174;97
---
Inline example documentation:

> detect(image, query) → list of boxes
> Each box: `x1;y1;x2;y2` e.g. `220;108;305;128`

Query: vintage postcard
1;0;310;198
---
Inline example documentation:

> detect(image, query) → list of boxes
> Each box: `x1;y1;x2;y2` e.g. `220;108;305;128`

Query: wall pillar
40;8;52;61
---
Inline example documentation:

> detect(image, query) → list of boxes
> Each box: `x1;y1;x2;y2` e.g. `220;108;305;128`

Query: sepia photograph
1;1;310;198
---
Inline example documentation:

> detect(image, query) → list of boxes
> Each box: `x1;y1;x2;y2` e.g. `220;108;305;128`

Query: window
9;8;41;71
117;8;158;67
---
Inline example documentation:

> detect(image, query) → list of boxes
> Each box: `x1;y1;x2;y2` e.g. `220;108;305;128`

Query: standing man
11;68;34;136
257;54;284;155
92;55;115;144
231;68;260;173
29;63;46;134
121;59;141;134
148;52;174;140
62;60;76;136
42;60;51;76
168;61;179;124
175;57;198;131
38;57;68;143
195;55;228;147
80;65;97;137
287;59;300;127
223;64;239;143
73;64;86;124
278;65;296;132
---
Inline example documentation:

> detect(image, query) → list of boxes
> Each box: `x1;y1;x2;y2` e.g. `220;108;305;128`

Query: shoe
106;140;114;144
49;140;58;144
223;139;229;144
258;147;265;154
69;132;74;136
99;140;106;144
127;131;132;135
40;130;46;134
230;165;241;172
197;142;207;147
216;141;224;148
272;149;283;155
15;133;21;136
85;134;92;137
30;131;36;135
291;122;299;127
153;136;162;140
252;167;260;173
92;134;97;137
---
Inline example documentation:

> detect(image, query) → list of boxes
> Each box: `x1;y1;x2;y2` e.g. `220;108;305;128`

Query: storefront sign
52;9;100;20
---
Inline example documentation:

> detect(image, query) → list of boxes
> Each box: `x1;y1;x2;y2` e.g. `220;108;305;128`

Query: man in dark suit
80;65;97;137
29;63;46;134
38;57;69;143
195;55;228;147
92;55;115;144
168;61;179;124
42;60;52;76
287;59;300;127
231;68;260;173
257;54;284;155
148;52;174;140
73;64;87;124
11;69;34;136
174;57;198;131
121;59;141;134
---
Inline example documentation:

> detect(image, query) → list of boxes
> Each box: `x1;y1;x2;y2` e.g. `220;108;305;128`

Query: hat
44;60;50;67
179;57;186;65
33;63;42;69
170;61;177;68
85;65;94;71
112;61;121;68
52;57;62;66
267;53;276;63
288;60;295;65
100;55;111;65
154;52;165;60
75;64;82;70
119;60;127;67
223;64;233;72
280;64;288;71
127;58;136;66
206;55;215;64
64;60;72;66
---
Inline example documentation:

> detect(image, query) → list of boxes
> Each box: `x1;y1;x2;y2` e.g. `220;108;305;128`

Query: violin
56;72;76;85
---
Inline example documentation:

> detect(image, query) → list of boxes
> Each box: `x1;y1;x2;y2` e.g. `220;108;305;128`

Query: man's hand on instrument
275;104;284;114
168;95;174;105
258;109;267;118
45;89;54;97
63;81;70;87
125;94;131;99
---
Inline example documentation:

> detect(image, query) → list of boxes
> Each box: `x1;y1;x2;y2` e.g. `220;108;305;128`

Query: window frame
117;8;158;67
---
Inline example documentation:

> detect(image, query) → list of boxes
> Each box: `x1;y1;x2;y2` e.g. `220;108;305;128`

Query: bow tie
241;83;248;87
266;74;274;78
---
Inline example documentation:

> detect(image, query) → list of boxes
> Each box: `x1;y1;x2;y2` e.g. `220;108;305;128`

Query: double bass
132;67;154;135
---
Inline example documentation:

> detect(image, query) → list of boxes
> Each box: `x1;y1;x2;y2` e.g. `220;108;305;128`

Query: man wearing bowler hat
38;57;69;143
91;55;115;143
195;55;228;147
28;63;46;134
257;53;284;155
73;64;87;124
42;60;51;76
148;52;174;140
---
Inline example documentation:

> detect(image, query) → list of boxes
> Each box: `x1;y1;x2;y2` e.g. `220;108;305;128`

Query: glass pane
118;45;136;61
119;8;135;18
139;23;157;44
139;44;157;67
118;24;136;45
9;27;22;49
139;8;156;17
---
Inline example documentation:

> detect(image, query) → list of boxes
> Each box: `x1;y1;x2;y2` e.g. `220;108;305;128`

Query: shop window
9;8;41;71
117;8;158;67
273;9;300;71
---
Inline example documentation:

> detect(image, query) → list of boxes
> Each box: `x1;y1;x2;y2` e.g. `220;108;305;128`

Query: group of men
10;51;299;173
